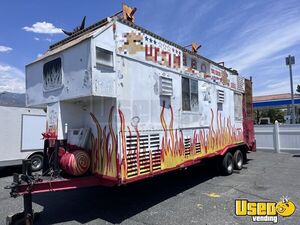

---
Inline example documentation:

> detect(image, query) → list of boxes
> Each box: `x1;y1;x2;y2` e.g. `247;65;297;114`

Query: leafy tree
254;110;261;124
259;108;285;123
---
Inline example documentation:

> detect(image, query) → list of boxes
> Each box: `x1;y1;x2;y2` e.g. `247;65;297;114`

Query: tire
233;150;243;170
29;154;43;172
220;152;234;175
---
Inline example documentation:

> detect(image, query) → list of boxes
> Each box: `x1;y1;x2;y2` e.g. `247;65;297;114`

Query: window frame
95;46;114;69
43;57;63;92
181;77;199;112
234;93;243;121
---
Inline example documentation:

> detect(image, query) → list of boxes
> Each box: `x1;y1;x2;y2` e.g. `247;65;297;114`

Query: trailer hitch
5;160;40;225
5;140;66;224
4;173;20;198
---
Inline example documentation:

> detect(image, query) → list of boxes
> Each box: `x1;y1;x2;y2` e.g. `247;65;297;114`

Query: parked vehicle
0;106;46;171
6;4;255;224
259;117;271;125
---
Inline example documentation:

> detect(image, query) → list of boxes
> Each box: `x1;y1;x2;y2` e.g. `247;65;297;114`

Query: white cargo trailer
0;106;46;171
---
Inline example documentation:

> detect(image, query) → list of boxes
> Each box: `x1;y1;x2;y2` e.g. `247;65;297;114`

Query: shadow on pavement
32;164;220;224
0;166;22;178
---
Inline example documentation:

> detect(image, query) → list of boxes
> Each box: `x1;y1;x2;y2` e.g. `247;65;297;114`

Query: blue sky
0;0;300;96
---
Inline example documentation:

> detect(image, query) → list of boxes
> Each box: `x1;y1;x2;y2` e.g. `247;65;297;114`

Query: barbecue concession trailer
6;4;255;224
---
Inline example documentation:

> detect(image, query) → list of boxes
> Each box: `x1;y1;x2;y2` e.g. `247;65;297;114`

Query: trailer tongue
6;3;255;225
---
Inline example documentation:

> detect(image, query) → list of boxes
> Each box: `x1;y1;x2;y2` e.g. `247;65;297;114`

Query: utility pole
285;55;296;124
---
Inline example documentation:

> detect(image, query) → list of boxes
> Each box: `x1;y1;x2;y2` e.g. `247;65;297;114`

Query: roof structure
28;18;109;65
253;93;300;108
30;15;238;75
49;17;109;50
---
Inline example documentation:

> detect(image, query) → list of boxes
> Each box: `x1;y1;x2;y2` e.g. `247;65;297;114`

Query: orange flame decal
118;109;127;179
159;101;244;169
90;107;118;177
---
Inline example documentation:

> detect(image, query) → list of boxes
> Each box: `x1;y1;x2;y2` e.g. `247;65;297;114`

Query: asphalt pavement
0;151;299;225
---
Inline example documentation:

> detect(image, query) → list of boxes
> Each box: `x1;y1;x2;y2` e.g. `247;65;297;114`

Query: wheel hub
31;158;41;169
237;154;243;167
227;161;233;171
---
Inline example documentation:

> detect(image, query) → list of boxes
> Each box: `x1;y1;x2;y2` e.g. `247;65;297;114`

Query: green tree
259;108;285;123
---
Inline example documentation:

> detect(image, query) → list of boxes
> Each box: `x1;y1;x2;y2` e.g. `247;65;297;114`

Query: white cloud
214;18;300;72
0;63;25;93
23;21;62;34
206;1;300;96
37;53;43;58
224;27;300;72
34;37;40;41
0;45;13;52
45;38;52;42
254;75;300;96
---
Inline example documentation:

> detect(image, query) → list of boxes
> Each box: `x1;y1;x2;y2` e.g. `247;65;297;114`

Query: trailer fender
25;151;43;160
219;144;249;156
26;152;44;172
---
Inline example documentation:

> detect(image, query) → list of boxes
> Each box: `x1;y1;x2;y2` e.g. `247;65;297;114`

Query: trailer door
21;114;46;151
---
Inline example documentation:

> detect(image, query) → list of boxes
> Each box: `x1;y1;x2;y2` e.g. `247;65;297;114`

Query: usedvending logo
235;197;296;223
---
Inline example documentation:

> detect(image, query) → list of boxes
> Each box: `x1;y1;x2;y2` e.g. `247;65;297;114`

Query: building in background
253;93;300;124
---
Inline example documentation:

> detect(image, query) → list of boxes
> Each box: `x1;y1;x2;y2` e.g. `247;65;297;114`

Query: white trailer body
25;17;255;182
0;106;46;168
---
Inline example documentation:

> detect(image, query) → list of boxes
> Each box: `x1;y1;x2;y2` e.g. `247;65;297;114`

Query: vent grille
138;134;150;175
159;76;173;96
126;135;139;177
217;90;225;103
150;134;161;171
125;133;161;178
184;138;191;157
195;142;201;154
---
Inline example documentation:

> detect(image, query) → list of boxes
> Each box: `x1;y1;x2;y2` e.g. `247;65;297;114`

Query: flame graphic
95;103;244;180
160;101;186;169
90;107;118;177
201;109;243;153
160;101;244;169
118;109;127;179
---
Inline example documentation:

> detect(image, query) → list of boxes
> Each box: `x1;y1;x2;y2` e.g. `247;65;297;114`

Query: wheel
233;150;243;170
29;154;43;172
220;152;234;175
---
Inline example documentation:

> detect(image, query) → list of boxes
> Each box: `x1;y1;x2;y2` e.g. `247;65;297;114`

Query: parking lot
0;151;299;225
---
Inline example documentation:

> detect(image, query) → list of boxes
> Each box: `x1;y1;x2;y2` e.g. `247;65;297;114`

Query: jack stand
24;193;33;225
6;194;35;225
6;194;39;225
6;160;39;225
